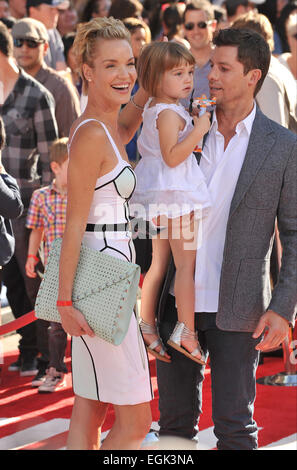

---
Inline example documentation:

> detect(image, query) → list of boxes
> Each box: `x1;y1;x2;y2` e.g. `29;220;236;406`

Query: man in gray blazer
156;28;297;450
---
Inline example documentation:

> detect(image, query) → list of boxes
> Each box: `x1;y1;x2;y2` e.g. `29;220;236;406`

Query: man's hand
253;310;290;351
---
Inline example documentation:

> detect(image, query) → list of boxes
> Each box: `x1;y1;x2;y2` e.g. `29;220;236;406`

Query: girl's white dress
130;99;212;221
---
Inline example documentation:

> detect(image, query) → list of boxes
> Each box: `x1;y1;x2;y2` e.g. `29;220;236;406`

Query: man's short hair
0;22;13;57
213;28;271;96
183;0;215;22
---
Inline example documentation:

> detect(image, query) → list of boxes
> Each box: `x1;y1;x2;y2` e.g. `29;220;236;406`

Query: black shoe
8;356;22;372
20;358;38;377
31;361;49;387
8;355;22;372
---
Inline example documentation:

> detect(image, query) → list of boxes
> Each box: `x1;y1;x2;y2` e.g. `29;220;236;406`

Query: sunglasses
13;38;45;49
184;21;211;31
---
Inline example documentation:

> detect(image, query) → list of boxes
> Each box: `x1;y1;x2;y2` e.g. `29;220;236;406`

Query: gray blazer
158;107;297;332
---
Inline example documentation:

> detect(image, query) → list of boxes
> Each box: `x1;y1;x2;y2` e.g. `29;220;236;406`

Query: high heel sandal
167;321;206;365
139;319;171;363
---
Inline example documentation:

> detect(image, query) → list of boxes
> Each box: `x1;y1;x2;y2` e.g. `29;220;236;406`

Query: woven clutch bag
35;237;140;345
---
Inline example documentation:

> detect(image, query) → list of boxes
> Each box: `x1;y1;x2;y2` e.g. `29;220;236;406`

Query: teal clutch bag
35;237;141;345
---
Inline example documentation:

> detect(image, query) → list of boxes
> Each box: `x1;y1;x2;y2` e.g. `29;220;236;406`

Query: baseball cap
12;18;49;42
26;0;70;10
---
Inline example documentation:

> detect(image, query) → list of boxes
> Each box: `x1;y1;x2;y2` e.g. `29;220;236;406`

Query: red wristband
56;300;73;307
27;254;39;262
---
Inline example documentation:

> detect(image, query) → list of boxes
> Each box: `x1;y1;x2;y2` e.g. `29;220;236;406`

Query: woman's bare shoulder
69;119;108;150
68;120;110;165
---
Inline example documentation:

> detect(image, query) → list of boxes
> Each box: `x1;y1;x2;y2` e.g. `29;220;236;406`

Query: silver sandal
139;319;171;363
167;321;206;365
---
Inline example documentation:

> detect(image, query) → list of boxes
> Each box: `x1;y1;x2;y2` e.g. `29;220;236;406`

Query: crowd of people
0;0;296;451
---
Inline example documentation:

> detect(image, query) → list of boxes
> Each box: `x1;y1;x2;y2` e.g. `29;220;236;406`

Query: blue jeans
156;294;261;450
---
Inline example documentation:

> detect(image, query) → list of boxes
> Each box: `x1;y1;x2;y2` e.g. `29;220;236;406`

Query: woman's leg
66;394;109;450
100;402;152;450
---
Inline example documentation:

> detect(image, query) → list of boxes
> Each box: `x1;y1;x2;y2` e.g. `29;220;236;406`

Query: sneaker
31;361;48;387
38;367;66;393
8;356;22;372
20;358;38;377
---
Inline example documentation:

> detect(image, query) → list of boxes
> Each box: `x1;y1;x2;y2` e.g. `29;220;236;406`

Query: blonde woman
56;17;152;450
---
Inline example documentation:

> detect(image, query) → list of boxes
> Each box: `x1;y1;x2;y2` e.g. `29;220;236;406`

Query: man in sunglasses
180;0;217;111
0;21;58;378
12;17;80;138
26;0;69;70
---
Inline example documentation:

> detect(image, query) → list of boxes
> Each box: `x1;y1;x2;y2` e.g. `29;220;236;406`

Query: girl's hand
58;305;95;337
192;112;211;136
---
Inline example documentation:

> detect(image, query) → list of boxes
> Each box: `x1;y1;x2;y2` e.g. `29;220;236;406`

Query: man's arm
0;173;23;219
53;76;80;137
269;139;297;321
253;138;297;350
34;91;58;186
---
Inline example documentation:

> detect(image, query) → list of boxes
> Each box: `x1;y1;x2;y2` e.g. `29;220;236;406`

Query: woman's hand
58;305;95;337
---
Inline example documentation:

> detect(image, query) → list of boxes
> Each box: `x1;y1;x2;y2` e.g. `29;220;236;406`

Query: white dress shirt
194;104;256;312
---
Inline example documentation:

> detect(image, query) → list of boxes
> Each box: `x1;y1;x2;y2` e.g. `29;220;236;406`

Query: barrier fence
0;310;37;336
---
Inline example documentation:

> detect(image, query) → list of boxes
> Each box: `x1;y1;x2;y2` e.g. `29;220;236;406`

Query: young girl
131;41;212;364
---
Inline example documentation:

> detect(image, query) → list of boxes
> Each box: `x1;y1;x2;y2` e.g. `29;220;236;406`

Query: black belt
85;222;131;232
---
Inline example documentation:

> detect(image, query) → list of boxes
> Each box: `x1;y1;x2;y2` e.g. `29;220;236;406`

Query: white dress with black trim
69;119;153;405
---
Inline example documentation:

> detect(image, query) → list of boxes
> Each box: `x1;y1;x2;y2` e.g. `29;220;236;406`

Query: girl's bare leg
100;402;152;450
169;214;201;355
66;395;109;450
140;234;171;357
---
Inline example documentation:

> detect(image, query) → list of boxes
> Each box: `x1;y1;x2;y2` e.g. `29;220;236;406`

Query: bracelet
56;300;73;307
130;95;144;111
27;254;39;262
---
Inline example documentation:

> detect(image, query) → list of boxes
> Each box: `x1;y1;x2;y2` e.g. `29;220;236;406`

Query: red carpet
0;340;296;450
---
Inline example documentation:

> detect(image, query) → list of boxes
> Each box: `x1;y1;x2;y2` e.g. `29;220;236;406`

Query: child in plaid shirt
26;138;68;393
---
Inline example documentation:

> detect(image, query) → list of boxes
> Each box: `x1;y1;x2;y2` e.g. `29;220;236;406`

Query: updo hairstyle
73;17;131;95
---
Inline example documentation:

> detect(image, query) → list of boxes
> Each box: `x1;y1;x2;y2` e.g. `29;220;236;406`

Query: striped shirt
26;182;67;264
1;68;58;209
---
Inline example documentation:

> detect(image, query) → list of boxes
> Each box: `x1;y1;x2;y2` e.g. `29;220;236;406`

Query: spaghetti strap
68;118;123;163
